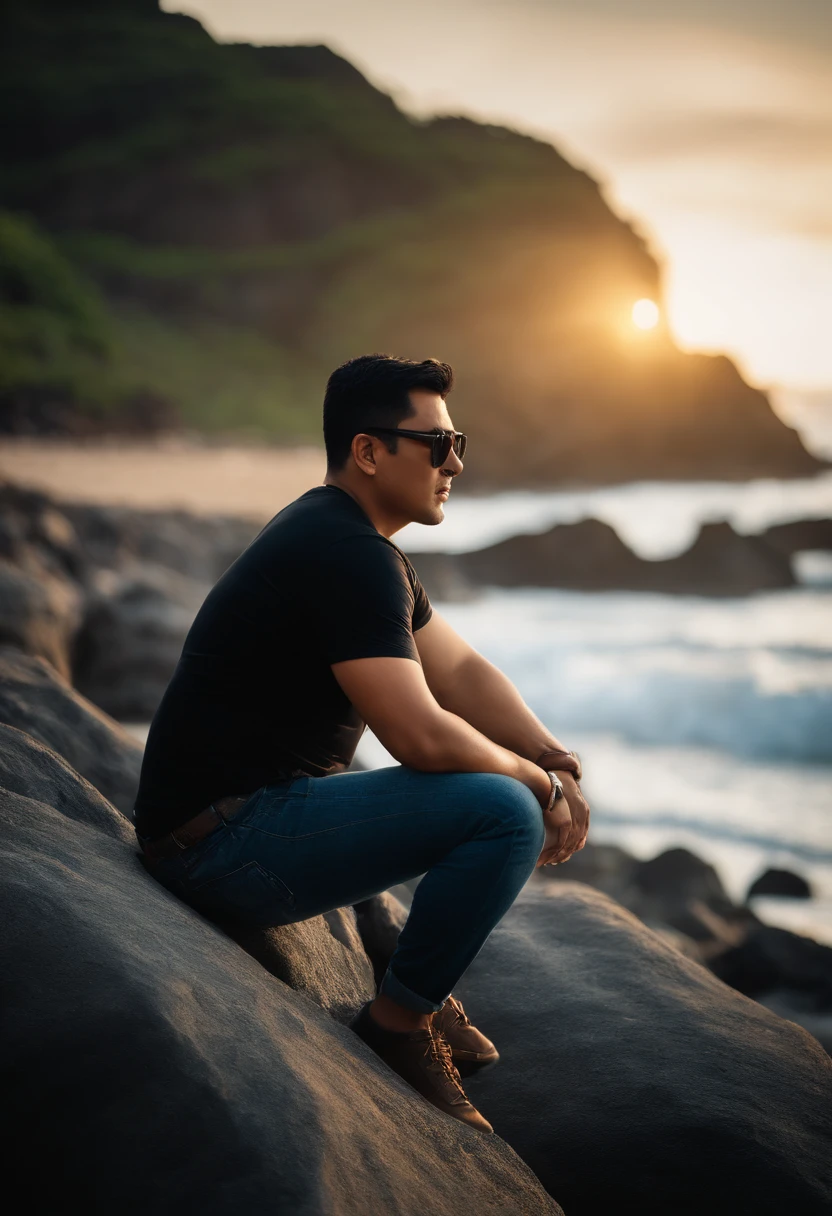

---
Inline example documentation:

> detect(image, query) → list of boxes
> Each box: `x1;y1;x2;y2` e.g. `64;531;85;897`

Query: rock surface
413;519;798;599
747;867;813;899
0;724;561;1215
0;647;142;816
455;882;832;1216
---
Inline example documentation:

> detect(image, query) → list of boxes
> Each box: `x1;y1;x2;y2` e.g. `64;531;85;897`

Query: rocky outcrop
760;518;832;557
0;479;262;717
354;890;410;987
72;561;207;719
456;883;832;1215
3;2;824;486
748;867;813;899
413;518;799;599
218;907;377;1025
0;647;142;815
535;843;831;1051
0;723;560;1214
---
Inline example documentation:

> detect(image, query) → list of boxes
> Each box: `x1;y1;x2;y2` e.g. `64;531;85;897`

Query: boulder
747;867;813;899
760;518;832;557
0;647;142;816
455;882;832;1215
418;519;795;597
0;554;82;677
533;841;639;906
354;890;410;986
215;907;376;1024
63;501;262;585
536;845;757;961
708;922;832;1010
72;561;206;719
0;724;561;1214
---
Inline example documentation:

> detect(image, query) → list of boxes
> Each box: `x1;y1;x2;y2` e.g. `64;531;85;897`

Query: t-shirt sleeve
310;535;431;665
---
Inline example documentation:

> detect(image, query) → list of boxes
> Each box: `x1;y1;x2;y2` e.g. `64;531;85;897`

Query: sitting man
133;353;590;1134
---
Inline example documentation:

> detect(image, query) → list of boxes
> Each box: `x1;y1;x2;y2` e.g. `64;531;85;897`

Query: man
133;353;590;1135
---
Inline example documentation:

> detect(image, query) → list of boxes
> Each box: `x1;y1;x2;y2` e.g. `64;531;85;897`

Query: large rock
72;561;207;719
747;867;813;899
760;518;832;557
62;501;262;585
455;882;832;1215
215;906;376;1025
0;481;86;676
0;724;560;1214
354;890;410;986
414;519;796;599
535;845;757;960
709;922;832;1010
0;646;142;815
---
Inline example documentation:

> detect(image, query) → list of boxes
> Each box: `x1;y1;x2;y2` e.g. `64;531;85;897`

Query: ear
351;432;379;476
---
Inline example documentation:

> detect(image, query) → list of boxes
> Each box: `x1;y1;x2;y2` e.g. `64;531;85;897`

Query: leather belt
139;793;253;865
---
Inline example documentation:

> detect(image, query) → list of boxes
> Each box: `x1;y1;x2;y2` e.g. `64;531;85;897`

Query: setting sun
632;298;659;330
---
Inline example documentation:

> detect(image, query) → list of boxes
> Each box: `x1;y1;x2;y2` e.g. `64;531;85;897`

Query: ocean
353;472;832;945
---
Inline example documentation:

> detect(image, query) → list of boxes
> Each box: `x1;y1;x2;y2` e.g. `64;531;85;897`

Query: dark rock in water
747;867;813;899
456;882;832;1215
419;519;795;597
760;518;832;557
708;923;832;1010
536;844;757;960
534;841;639;905
354;890;409;987
656;521;795;594
456;518;644;592
0;724;561;1214
0;647;141;815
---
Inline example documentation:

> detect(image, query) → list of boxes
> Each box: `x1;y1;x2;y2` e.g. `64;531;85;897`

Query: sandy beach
0;438;327;519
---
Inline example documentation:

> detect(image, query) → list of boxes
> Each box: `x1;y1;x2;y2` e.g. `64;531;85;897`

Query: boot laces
428;1026;464;1089
446;995;471;1026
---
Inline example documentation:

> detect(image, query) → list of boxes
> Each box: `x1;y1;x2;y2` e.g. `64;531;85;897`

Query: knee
471;773;545;849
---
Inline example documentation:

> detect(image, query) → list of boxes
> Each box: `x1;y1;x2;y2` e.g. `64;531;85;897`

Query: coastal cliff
1;0;822;486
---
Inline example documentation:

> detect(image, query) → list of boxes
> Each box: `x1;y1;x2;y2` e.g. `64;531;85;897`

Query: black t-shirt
133;485;433;838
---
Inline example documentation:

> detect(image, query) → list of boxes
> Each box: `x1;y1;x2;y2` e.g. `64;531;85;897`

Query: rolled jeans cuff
379;964;446;1015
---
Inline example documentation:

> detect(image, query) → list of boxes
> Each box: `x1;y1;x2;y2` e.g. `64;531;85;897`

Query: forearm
435;652;568;763
397;705;550;806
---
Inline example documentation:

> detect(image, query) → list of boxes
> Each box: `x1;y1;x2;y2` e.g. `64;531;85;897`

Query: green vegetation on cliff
0;0;821;483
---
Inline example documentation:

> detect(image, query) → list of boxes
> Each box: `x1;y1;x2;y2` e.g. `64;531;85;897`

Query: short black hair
323;353;454;471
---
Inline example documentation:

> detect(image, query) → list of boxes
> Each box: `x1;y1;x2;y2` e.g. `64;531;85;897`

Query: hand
535;771;590;869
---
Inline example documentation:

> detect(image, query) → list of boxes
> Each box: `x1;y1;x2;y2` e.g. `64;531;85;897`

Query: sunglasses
364;427;467;468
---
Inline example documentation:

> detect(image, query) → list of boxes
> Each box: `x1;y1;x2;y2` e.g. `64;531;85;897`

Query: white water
365;476;832;945
397;470;832;559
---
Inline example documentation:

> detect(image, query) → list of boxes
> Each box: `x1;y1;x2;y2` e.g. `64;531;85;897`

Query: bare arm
415;612;590;863
414;612;568;762
330;654;553;810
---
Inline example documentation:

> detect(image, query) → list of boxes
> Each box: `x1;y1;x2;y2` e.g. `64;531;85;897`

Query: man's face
371;389;464;527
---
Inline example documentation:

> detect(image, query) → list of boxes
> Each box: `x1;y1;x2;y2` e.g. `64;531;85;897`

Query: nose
443;446;464;475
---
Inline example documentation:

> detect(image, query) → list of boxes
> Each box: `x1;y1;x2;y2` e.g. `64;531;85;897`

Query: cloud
598;111;832;166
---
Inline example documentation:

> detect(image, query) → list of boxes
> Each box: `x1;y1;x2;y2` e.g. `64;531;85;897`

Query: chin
412;502;444;526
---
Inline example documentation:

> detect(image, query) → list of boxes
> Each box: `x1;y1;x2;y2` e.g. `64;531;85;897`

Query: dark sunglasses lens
433;432;466;466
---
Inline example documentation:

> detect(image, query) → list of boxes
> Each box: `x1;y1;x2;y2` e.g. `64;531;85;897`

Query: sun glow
632;298;660;330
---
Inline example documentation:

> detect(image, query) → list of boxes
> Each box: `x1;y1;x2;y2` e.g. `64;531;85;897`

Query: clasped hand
536;771;590;868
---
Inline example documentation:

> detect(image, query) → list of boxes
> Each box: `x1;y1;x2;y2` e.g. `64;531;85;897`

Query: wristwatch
545;770;565;812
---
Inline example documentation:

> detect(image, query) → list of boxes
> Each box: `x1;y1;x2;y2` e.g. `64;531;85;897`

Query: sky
164;0;831;407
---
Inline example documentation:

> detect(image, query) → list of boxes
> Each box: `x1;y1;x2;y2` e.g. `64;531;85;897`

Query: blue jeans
137;766;545;1014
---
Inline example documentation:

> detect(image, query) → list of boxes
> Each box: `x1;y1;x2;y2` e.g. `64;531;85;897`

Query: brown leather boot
433;994;500;1078
349;1001;493;1133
